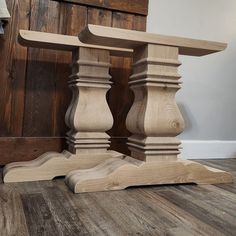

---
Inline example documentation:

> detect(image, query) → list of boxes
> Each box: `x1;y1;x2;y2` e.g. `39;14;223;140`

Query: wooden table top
18;30;132;57
79;24;227;56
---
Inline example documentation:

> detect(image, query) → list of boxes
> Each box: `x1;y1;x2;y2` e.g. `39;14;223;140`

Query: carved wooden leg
3;47;124;182
66;44;233;193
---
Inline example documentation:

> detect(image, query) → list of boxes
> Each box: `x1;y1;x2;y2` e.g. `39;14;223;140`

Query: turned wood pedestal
3;30;131;182
66;25;233;193
3;26;233;193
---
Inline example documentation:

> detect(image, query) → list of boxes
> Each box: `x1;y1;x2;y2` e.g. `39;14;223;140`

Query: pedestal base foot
3;150;124;183
65;157;233;193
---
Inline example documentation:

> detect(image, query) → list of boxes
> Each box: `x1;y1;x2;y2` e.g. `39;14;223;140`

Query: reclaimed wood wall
0;0;148;164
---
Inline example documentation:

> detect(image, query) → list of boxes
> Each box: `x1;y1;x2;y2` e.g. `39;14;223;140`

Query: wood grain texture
0;137;65;165
0;185;29;236
66;157;233;193
79;24;227;56
23;0;63;137
21;193;60;235
0;0;29;137
3;150;124;182
65;47;113;154
43;186;89;235
88;7;112;26
126;44;184;161
2;45;126;182
0;158;236;235
54;0;149;15
18;30;132;56
0;0;147;164
155;186;236;235
66;29;231;192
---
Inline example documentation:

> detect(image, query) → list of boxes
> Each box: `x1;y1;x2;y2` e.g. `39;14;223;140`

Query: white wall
147;0;236;158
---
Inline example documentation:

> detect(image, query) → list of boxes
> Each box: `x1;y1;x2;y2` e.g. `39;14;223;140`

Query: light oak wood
3;150;123;182
126;44;184;161
65;25;232;193
18;30;132;57
3;40;126;182
66;157;233;193
79;24;227;56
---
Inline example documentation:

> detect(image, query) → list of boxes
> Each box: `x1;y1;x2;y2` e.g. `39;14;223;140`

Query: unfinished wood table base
65;25;233;193
66;157;232;193
3;43;125;182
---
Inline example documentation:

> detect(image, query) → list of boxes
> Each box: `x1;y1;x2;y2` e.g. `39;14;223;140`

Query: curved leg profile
66;157;233;193
65;43;233;193
3;150;124;183
4;47;124;183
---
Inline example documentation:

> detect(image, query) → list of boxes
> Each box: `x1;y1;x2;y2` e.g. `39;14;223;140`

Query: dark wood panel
0;137;65;164
87;7;112;26
23;0;64;137
22;2;90;137
0;0;147;164
59;2;88;36
133;14;147;31
54;3;89;136
55;0;149;15
0;0;30;137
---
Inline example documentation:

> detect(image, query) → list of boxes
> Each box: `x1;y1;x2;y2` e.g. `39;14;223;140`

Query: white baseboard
179;140;236;159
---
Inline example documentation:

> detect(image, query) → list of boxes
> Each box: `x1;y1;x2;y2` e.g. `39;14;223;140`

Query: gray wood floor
1;159;236;236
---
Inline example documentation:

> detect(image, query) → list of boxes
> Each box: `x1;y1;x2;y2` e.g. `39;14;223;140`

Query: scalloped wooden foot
65;157;233;193
3;150;124;183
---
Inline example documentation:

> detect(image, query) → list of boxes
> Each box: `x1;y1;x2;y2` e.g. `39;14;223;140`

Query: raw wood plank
3;44;125;182
0;137;65;164
0;0;29;136
79;24;227;56
67;158;232;193
54;0;149;16
21;193;60;236
18;30;132;56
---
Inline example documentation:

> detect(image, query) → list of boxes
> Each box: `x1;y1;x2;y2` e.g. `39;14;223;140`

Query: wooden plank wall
0;0;147;164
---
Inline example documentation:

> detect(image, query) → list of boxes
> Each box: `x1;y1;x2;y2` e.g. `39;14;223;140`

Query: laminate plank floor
1;159;236;236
